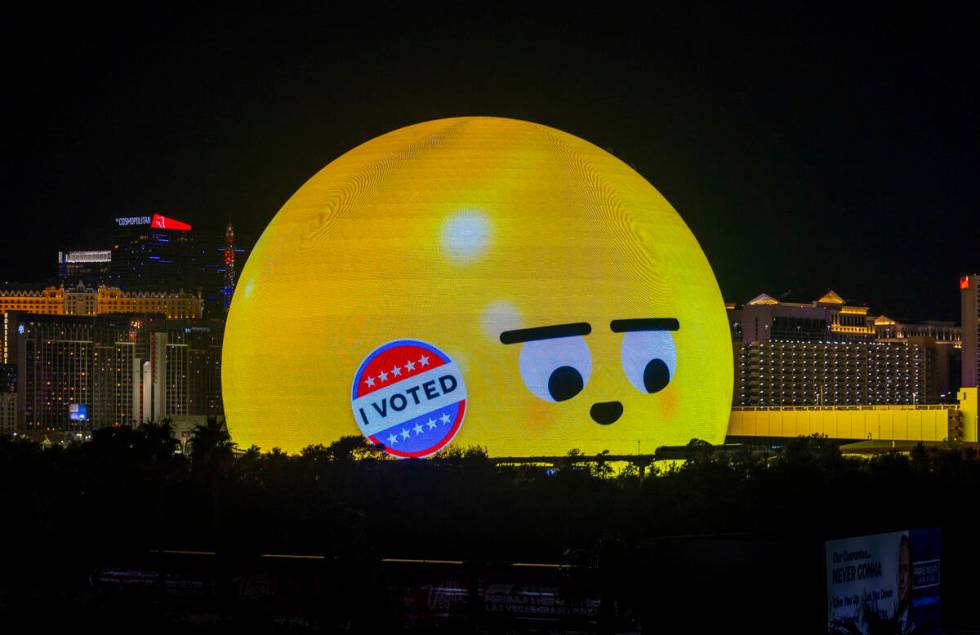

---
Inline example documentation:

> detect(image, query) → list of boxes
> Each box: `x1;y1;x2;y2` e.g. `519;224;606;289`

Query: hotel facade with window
1;312;223;432
729;290;961;406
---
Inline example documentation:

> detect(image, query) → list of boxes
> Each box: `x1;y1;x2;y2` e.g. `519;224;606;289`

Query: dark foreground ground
2;428;979;633
3;540;818;633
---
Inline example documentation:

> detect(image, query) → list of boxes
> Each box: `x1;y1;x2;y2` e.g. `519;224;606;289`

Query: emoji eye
518;336;592;402
621;331;676;394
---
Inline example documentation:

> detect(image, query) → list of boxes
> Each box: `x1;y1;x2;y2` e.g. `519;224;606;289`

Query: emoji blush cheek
658;388;678;420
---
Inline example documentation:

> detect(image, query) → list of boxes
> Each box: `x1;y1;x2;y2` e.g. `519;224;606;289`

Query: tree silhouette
189;415;235;468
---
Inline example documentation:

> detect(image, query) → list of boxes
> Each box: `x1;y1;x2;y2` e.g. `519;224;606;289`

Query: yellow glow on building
223;117;733;456
0;285;202;320
0;287;65;314
817;290;845;305
728;405;957;442
829;324;875;334
958;387;978;443
747;293;779;306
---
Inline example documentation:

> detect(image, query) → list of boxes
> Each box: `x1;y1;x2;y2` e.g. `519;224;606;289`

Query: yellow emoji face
222;117;732;456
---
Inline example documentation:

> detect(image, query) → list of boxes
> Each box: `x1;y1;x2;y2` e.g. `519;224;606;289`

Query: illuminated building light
0;285;202;320
748;293;779;306
150;213;191;231
114;214;191;231
222;223;236;314
61;250;112;264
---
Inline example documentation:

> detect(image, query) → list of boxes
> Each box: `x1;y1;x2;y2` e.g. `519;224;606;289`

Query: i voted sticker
351;339;467;458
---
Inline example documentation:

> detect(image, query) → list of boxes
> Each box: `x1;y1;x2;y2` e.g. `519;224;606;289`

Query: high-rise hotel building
0;363;14;434
52;213;251;319
730;290;961;406
963;274;980;388
1;312;223;432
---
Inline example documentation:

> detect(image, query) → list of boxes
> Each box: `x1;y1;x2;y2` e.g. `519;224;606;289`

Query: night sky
2;5;977;321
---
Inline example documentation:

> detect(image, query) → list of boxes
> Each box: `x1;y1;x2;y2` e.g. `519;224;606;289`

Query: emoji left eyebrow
500;322;591;344
610;318;680;332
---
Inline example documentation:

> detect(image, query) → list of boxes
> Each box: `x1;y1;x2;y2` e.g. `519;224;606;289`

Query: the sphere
222;117;732;456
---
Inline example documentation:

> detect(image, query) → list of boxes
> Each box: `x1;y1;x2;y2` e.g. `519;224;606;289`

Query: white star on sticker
418;354;429;367
426;418;437;429
401;428;411;440
440;412;451;425
413;423;424;435
387;433;398;446
378;370;389;382
365;376;375;388
391;365;402;377
405;360;416;372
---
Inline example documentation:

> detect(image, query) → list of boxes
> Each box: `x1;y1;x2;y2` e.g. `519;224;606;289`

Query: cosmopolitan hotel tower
729;290;961;406
54;213;244;318
108;213;243;316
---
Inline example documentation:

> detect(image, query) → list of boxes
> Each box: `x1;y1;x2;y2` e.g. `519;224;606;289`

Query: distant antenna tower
223;222;236;313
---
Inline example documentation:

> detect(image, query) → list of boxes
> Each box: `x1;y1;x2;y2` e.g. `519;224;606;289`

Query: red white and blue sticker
351;339;467;458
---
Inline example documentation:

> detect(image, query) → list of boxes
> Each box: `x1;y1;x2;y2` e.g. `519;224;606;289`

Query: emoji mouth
590;401;623;425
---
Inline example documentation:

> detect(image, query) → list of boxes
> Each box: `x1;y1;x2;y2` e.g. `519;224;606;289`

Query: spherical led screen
222;117;732;456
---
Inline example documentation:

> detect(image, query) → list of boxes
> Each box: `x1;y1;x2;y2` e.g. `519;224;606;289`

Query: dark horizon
3;5;978;322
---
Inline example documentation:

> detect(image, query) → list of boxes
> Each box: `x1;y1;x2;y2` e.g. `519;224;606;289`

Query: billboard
825;528;941;634
61;250;112;263
223;117;733;456
68;403;89;422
